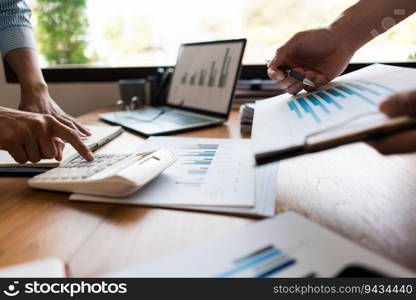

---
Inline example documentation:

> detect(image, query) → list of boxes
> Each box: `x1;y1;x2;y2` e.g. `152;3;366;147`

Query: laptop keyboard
160;111;213;126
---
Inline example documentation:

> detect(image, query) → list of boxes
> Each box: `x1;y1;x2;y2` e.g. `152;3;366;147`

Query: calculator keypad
36;154;133;181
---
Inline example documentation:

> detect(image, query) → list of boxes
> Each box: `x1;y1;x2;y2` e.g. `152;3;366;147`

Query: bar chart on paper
130;137;256;207
218;245;297;278
175;143;219;187
286;80;396;126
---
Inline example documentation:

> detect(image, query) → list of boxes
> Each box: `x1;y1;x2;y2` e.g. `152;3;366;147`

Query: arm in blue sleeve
0;0;36;56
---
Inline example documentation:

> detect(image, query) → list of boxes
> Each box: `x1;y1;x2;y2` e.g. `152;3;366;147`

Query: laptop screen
167;39;246;116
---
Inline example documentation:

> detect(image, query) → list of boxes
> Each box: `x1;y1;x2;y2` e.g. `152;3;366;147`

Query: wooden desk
1;107;416;276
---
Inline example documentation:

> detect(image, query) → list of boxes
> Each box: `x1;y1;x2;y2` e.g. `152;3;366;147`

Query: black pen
265;60;316;87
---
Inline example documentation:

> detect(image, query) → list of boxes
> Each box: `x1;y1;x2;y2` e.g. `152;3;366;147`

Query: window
28;0;416;68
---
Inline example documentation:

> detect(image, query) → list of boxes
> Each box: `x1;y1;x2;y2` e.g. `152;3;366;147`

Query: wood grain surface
0;106;415;276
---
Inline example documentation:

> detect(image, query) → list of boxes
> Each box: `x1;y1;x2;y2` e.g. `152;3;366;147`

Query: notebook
252;64;416;164
108;212;414;278
0;125;123;173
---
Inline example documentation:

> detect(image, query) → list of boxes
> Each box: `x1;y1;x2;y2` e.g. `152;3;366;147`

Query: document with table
70;137;278;217
252;64;416;164
108;212;414;278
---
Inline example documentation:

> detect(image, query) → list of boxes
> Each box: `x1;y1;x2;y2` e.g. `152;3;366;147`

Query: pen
265;60;316;87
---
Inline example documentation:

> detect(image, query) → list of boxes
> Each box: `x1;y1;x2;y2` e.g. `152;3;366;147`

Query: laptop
100;39;247;136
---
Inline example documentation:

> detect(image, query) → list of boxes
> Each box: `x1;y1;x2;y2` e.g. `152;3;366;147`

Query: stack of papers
70;137;278;217
239;103;255;133
108;213;414;278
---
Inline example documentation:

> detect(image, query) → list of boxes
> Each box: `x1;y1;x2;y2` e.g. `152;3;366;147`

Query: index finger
52;121;94;161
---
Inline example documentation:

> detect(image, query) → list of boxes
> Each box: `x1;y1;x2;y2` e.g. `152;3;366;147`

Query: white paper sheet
71;137;257;207
252;64;416;157
0;258;66;278
107;213;414;278
70;160;278;217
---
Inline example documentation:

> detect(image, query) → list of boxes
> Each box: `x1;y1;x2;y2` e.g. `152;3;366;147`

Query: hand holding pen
266;28;355;95
266;60;316;88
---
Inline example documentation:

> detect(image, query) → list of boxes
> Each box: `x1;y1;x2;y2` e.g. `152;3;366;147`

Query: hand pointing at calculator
0;107;94;164
268;0;416;154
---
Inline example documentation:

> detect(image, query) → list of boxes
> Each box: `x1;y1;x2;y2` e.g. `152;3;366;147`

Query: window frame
4;61;416;83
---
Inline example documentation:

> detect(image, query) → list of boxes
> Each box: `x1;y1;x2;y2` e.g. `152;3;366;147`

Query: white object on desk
72;137;256;207
70;137;278;217
29;149;177;197
0;258;66;278
107;212;414;278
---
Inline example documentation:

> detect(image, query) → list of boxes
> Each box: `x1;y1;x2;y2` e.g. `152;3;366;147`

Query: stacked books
239;103;255;134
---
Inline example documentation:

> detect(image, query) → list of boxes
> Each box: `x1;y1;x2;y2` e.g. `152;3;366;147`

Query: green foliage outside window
35;0;90;65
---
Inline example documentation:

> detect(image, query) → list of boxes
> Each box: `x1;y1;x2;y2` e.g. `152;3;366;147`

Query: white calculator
29;148;176;197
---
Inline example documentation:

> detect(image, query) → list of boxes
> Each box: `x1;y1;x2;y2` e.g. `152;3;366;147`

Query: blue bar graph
180;153;215;157
316;92;343;110
219;248;282;277
183;158;213;165
187;170;208;175
287;101;303;119
256;259;297;278
297;98;321;123
218;246;297;278
358;79;396;93
327;88;346;98
346;82;381;96
306;95;330;114
335;85;377;106
179;144;219;150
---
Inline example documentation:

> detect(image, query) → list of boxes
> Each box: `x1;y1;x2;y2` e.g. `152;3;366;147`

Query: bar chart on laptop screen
287;80;396;125
168;42;243;115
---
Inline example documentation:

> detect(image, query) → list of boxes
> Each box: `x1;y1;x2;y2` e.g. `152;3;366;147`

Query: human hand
369;89;416;155
268;27;355;95
0;107;94;163
19;86;91;137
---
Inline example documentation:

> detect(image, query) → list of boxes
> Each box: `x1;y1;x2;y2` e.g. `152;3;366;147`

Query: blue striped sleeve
0;0;36;56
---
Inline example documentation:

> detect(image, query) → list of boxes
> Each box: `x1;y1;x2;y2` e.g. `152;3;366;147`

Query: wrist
20;81;49;103
329;15;365;54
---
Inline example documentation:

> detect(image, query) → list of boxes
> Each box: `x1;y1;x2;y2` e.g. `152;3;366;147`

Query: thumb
380;90;416;117
53;137;65;161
